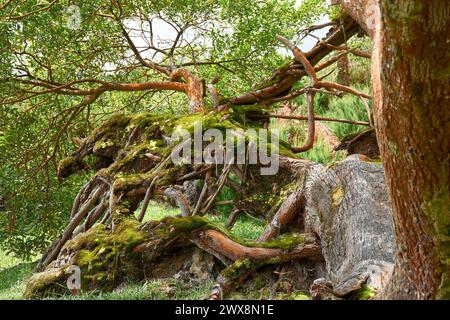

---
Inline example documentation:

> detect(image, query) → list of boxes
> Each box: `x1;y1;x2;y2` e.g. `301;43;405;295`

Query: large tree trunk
339;0;450;299
304;155;396;296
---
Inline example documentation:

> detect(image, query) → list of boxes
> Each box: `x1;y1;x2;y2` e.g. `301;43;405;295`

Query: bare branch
291;92;316;153
0;0;57;20
116;19;171;76
277;35;318;85
249;113;370;126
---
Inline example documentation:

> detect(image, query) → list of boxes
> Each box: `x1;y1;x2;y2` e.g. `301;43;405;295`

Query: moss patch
59;110;301;183
331;185;344;208
221;258;253;280
356;284;376;300
423;184;450;299
56;219;148;294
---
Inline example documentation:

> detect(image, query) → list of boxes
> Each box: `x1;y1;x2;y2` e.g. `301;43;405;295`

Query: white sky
124;6;332;63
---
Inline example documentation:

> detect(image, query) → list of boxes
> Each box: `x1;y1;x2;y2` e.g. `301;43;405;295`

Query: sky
124;10;332;63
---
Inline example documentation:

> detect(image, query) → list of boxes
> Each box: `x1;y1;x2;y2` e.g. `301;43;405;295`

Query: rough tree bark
304;155;396;296
22;4;449;300
339;0;450;299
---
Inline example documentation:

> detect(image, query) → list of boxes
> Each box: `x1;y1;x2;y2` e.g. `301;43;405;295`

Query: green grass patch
301;139;345;164
0;251;36;300
140;200;180;222
44;278;214;300
208;212;265;241
140;186;264;241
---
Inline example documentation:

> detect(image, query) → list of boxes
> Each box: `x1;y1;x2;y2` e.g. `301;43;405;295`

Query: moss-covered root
26;216;321;299
24;219;147;299
25;216;211;299
209;258;255;300
205;232;323;300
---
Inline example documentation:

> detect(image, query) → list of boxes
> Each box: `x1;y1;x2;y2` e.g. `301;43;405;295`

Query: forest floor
1;201;294;300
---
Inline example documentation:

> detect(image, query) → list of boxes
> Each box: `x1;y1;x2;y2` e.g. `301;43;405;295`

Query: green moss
331;185;344;208
74;220;145;267
221;258;253;280
281;292;310;300
356;284;376;300
423;184;450;299
87;114;132;144
58;156;79;170
129;113;165;130
24;266;70;299
151;216;307;251
57;155;85;179
93;136;119;154
111;219;146;246
163;215;210;232
244;233;307;250
70;219;146;288
265;257;281;264
113;173;145;192
61;109;300;186
152;215;216;245
251;275;267;290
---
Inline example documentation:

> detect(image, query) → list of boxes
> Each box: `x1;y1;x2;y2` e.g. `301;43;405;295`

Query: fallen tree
25;108;394;299
15;11;397;299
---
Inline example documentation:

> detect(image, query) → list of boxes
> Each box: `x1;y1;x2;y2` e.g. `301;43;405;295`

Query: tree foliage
0;0;328;258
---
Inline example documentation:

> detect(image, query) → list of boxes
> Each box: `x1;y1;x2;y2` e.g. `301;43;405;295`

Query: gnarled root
26;215;322;298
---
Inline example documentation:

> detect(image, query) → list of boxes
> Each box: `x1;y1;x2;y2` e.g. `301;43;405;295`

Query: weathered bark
315;122;341;151
25;216;321;298
164;187;191;217
304;155;396;296
339;0;450;299
212;154;396;300
335;128;379;158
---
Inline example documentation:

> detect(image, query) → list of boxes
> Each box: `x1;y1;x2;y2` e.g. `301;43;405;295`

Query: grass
0;251;35;300
301;139;345;164
321;90;370;140
208;212;265;240
0;199;265;300
0;243;214;300
140;200;180;222
142;201;266;241
271;85;371;164
44;278;215;300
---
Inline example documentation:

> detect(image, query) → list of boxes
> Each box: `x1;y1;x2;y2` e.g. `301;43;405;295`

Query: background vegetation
0;0;371;299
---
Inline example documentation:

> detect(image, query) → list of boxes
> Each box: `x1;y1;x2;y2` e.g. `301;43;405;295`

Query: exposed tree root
28;115;395;301
26;215;322;298
28;109;321;300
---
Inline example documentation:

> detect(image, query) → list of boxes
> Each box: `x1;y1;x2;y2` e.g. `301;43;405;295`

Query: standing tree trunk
339;0;450;299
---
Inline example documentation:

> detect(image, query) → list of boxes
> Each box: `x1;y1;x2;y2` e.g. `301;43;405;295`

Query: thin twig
137;176;159;222
249;113;369;126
